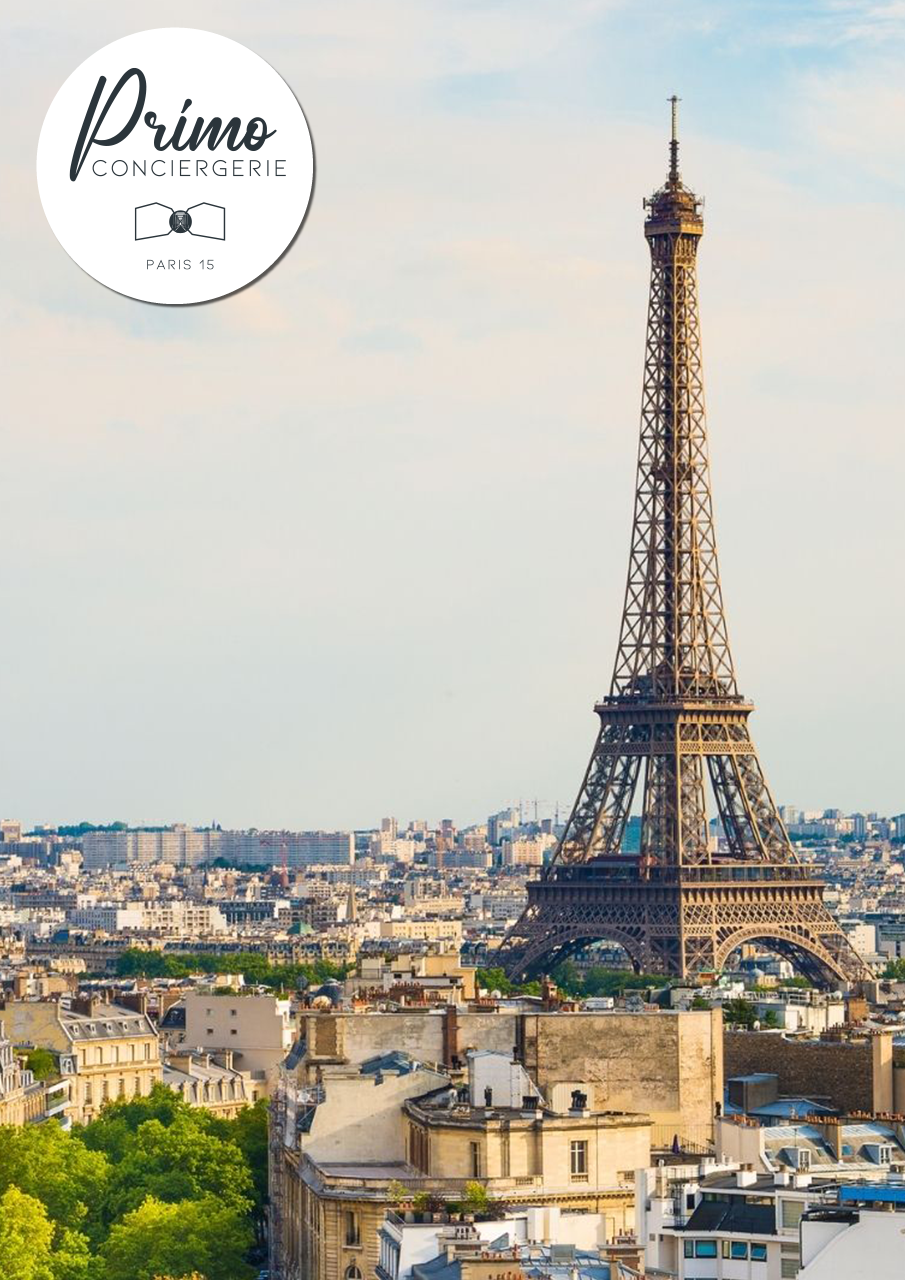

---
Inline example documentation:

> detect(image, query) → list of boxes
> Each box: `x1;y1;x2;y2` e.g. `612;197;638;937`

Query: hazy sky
2;1;903;831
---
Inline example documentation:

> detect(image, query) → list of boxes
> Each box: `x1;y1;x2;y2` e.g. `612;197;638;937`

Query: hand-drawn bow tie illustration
134;202;226;241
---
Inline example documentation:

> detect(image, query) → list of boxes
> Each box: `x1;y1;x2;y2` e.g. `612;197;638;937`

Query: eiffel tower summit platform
500;100;868;990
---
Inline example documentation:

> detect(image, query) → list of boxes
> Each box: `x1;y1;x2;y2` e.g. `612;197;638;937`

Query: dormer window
797;1149;811;1171
879;1145;892;1165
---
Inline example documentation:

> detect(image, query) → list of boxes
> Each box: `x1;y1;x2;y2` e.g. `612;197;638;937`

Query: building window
683;1241;694;1259
780;1247;800;1280
695;1241;717;1258
470;1141;481;1178
780;1200;804;1230
752;1243;768;1262
723;1241;748;1259
345;1268;362;1280
230;1029;237;1036
796;1148;810;1171
570;1140;588;1177
344;1211;360;1246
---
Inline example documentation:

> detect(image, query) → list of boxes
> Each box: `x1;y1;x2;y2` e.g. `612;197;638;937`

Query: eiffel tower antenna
500;107;867;988
668;94;680;181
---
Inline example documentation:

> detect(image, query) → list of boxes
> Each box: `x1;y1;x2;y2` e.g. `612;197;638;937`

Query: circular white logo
37;28;314;304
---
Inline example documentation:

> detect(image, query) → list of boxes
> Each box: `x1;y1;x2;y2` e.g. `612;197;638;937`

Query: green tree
104;1117;254;1221
114;947;346;990
550;963;670;999
761;1009;781;1029
0;1187;93;1280
100;1196;254;1280
44;1230;94;1280
721;998;758;1029
76;1084;191;1163
0;1123;109;1244
475;967;513;995
0;1186;55;1280
883;958;905;980
23;1049;58;1082
462;1181;490;1214
220;1100;268;1217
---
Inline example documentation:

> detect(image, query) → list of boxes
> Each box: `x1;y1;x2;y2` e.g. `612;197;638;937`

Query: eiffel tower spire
500;105;868;987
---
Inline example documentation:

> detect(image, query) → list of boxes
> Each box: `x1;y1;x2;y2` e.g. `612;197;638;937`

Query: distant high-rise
80;826;353;869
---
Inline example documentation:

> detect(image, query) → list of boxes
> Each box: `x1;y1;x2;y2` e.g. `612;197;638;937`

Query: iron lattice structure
502;103;867;988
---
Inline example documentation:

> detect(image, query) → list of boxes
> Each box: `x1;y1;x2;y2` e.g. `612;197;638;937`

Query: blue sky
1;1;903;828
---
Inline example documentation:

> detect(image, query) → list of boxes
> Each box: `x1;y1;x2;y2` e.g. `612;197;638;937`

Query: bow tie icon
135;202;226;241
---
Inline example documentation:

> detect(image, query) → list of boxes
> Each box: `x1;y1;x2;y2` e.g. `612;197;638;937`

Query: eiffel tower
502;101;867;989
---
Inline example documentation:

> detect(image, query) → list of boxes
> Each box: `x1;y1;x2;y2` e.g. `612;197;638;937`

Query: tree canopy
0;1186;93;1280
100;1196;253;1280
0;1123;108;1243
114;946;345;989
0;1083;264;1279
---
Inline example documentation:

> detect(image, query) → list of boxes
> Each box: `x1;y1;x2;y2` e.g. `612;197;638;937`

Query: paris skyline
2;1;903;830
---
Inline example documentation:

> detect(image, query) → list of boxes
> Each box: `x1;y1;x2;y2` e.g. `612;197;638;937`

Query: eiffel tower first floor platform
500;857;869;988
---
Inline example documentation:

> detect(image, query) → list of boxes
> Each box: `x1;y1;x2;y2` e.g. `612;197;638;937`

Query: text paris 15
147;259;214;270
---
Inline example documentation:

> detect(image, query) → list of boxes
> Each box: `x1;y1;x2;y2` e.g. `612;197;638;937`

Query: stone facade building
166;991;295;1095
271;1006;723;1280
163;1048;258;1116
297;1006;722;1146
0;1018;41;1125
272;1052;649;1280
724;1028;901;1115
2;996;161;1123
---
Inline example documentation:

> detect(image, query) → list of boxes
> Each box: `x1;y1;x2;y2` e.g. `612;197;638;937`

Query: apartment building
272;1049;649;1280
2;996;161;1122
379;920;464;945
172;991;295;1090
81;827;354;869
163;1049;258;1116
81;827;217;869
0;1018;41;1124
294;1006;722;1145
799;1185;905;1276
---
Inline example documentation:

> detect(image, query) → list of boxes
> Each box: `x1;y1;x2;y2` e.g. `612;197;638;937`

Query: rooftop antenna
669;94;680;182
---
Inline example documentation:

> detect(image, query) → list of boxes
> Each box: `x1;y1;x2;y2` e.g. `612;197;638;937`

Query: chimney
569;1089;589;1116
822;1117;843;1160
735;1164;757;1187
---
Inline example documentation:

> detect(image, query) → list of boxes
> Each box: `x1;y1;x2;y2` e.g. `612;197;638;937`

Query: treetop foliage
0;1083;266;1280
115;946;346;989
